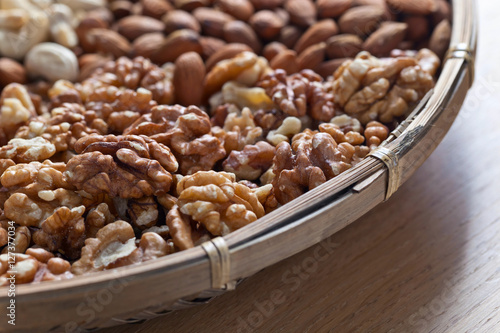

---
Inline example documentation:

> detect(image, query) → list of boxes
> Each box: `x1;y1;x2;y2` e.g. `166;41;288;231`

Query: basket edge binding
1;0;477;331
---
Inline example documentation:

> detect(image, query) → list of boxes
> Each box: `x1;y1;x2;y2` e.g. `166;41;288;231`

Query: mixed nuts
0;0;451;284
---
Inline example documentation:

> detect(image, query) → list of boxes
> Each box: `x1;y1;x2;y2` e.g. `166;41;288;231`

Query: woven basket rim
0;1;478;331
2;0;477;297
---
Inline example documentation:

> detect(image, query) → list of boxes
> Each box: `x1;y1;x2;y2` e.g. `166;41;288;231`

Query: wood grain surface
100;2;498;333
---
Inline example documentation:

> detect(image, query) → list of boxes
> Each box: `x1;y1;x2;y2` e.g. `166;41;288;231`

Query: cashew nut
49;4;79;48
0;1;49;60
25;42;79;81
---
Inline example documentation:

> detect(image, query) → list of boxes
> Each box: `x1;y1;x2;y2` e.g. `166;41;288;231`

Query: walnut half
72;220;170;275
66;134;177;198
177;171;265;236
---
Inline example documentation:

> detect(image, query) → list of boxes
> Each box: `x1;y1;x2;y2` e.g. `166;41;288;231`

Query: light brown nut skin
429;19;451;60
32;206;86;260
272;128;367;205
207;45;257;74
71;221;136;275
361;57;418;86
262;42;288;62
270;50;299;75
107;232;170;268
0;226;30;254
386;0;437;15
0;83;37;144
362;22;408;57
432;0;451;26
404;15;430;42
344;78;391;115
46;258;72;275
206;43;255;73
284;0;317;27
329;114;363;133
213;113;262;153
151;29;203;65
1;160;83;228
249;0;284;10
0;58;27;89
78;53;111;81
3;193;58;228
258;69;307;117
15;104;107;153
84;86;155;126
166;205;195;250
192;7;235;39
221;82;273;111
204;51;258;97
249;10;284;40
359;85;418;124
0;228;6;248
124;105;225;175
72;220;169;274
331;51;380;107
81;56;175;105
0;160;69;194
127;196;159;229
76;15;109;53
47;81;82;107
294;19;339;54
223;141;275;180
272;138;325;205
278;25;301;49
67;135;176;198
317;0;352;18
326;34;363;59
86;28;132;58
174;0;209;12
258;69;335;121
200;36;227;59
297;42;326;71
319;122;364;146
0;159;15;177
315;58;350;79
307;82;337;122
338;5;387;37
163;10;201;34
415;48;441;77
253;183;278;213
0;137;56;163
174;52;206;106
25;248;54;263
332;50;437;124
157;193;178;210
1;256;39;285
223;20;262;54
141;0;174;19
116;15;166;41
253;108;287;134
177;171;264;236
86;203;115;238
217;0;255;21
364;121;389;148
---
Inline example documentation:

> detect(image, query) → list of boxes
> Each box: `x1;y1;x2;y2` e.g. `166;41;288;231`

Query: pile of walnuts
0;45;439;284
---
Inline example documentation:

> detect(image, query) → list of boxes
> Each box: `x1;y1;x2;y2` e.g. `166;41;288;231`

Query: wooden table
101;2;499;332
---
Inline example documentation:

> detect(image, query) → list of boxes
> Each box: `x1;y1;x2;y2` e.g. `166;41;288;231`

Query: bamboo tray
1;0;477;332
